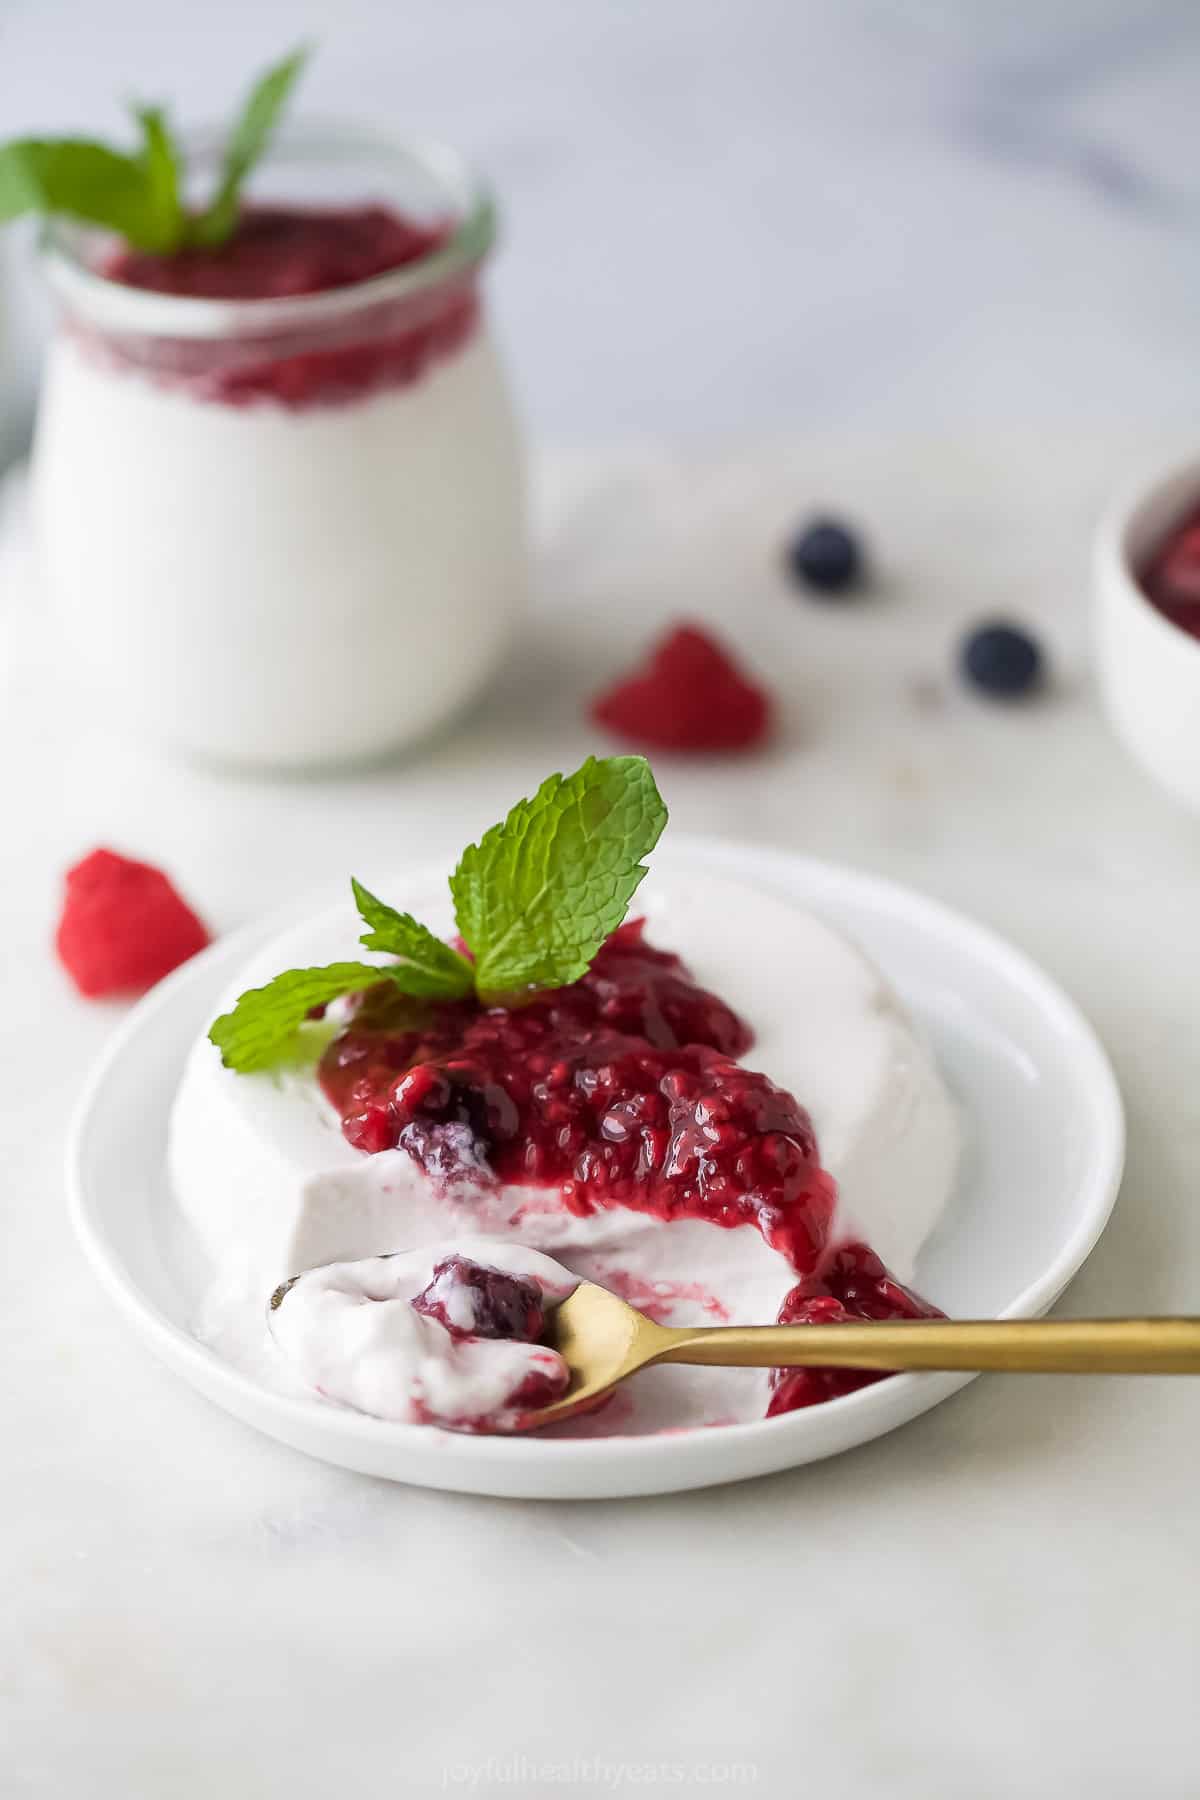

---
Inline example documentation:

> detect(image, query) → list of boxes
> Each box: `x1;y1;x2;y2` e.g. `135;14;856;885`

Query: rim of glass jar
38;120;497;341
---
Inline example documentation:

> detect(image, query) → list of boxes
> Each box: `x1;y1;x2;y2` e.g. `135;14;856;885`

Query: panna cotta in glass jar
33;127;525;769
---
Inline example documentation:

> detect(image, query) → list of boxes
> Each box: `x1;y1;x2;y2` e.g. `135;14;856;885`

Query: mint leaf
0;43;307;253
351;878;474;999
209;875;475;1071
450;755;668;1003
210;756;669;1075
188;44;309;248
210;961;417;1073
0;138;180;250
132;105;184;251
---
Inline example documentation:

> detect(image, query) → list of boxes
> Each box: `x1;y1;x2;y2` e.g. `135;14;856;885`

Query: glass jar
32;126;526;769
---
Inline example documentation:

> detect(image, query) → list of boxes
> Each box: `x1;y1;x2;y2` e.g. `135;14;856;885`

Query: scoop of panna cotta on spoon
167;754;962;1436
266;1244;1200;1437
267;1242;579;1432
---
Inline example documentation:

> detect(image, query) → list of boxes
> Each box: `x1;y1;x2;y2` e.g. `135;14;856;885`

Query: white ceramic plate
68;840;1124;1500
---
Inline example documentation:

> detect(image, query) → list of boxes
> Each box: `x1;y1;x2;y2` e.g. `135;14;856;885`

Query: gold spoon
520;1284;1200;1430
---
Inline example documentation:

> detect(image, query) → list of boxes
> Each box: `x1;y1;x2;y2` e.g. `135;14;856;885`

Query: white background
5;4;1200;1797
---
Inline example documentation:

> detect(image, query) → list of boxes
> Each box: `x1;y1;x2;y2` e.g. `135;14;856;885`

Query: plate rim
67;838;1126;1490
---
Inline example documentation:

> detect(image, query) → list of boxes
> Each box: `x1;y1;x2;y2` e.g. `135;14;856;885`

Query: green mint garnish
187;46;309;248
450;755;668;1004
209;755;668;1073
0;44;307;253
0;137;185;253
132;105;183;246
349;878;474;999
208;963;417;1075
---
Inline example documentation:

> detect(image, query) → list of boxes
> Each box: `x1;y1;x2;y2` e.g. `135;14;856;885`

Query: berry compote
318;919;938;1413
408;1253;564;1421
412;1254;546;1343
767;1242;943;1414
97;204;476;408
1142;507;1200;638
108;205;444;300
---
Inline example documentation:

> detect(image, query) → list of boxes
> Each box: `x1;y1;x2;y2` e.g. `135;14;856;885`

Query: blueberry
960;622;1043;698
787;518;863;595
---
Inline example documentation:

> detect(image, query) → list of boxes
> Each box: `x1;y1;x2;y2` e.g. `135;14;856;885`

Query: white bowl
1094;450;1200;811
68;841;1125;1500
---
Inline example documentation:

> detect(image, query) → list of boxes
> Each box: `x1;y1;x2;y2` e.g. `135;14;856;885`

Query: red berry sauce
91;204;478;409
412;1254;546;1343
56;847;210;998
767;1242;943;1414
318;918;938;1416
1142;507;1200;639
591;622;771;753
108;205;444;300
407;1254;567;1426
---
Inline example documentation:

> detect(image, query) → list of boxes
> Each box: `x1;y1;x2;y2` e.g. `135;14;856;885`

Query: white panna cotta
269;1241;577;1431
34;332;524;766
168;867;961;1435
33;147;525;769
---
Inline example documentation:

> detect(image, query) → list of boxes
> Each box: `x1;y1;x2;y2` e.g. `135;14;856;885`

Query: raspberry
590;622;770;752
107;206;443;301
56;848;210;998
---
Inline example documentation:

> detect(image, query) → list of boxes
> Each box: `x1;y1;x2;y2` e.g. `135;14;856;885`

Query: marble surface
6;1;1200;1790
5;429;1200;1796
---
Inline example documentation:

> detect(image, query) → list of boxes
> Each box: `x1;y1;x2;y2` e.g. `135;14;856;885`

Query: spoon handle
658;1316;1200;1374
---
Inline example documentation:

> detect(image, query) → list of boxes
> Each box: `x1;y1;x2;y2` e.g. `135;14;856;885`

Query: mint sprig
350;879;474;998
451;755;667;1003
209;755;668;1073
187;46;309;247
208;962;415;1075
0;44;308;253
0;138;184;253
133;106;182;243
